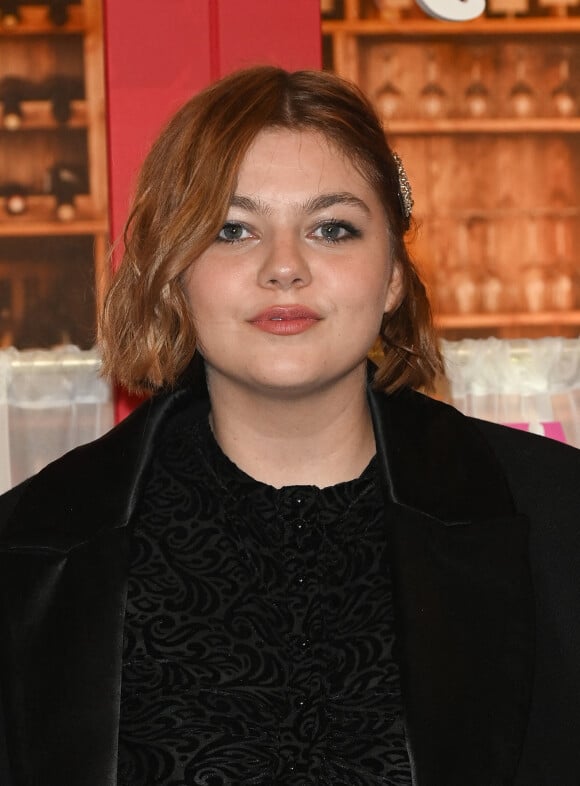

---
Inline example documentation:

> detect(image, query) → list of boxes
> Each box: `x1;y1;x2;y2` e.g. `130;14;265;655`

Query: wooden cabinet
323;0;580;338
0;0;107;348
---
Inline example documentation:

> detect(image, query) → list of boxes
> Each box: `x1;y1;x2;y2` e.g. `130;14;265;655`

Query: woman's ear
384;261;404;313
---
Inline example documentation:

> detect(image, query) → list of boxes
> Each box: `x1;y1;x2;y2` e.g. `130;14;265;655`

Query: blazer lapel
368;387;535;786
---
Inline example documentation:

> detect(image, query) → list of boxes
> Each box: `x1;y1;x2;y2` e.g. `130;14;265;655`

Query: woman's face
184;128;402;400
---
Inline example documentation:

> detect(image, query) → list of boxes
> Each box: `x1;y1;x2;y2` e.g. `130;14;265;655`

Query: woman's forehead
235;128;380;201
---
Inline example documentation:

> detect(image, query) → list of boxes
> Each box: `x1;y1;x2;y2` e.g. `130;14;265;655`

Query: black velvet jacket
0;382;579;786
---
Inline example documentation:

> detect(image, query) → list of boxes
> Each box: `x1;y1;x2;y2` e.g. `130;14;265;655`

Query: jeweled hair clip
393;152;413;222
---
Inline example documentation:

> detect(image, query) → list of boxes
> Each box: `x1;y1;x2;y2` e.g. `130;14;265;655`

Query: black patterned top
117;406;412;785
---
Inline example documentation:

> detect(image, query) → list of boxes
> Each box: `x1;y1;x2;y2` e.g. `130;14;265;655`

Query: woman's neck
206;372;376;489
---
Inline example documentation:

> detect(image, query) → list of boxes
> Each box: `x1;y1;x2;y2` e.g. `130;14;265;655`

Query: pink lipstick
249;305;321;335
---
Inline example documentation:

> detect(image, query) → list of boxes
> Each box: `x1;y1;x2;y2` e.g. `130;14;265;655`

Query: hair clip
393;152;413;222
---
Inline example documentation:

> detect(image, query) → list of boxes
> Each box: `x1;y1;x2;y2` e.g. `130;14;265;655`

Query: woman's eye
217;222;251;243
313;221;360;243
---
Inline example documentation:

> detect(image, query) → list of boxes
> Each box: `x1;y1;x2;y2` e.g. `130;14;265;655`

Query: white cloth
441;337;580;448
0;346;113;494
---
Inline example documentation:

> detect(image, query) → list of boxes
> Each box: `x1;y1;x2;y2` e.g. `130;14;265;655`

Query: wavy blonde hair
99;66;442;393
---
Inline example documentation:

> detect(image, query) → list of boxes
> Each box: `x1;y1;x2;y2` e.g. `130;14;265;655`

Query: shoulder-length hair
99;65;442;393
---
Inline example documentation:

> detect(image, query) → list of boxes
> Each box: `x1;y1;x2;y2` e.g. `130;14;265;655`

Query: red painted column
102;0;322;418
213;0;322;76
102;0;213;254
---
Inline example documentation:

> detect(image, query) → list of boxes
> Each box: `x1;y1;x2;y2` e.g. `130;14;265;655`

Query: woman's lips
249;306;321;335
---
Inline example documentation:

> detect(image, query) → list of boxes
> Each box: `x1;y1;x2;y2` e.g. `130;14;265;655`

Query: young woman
0;66;579;786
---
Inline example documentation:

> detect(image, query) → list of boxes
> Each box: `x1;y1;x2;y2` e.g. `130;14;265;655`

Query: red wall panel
215;0;322;75
103;0;213;246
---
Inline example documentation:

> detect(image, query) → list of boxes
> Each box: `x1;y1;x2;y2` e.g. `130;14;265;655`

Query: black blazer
0;383;579;786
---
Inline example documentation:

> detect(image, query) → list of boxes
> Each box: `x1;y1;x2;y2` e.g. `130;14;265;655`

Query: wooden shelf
436;310;580;328
1;100;88;130
0;195;107;236
0;5;85;34
327;3;580;341
0;0;108;350
322;16;580;36
418;206;580;219
0;219;108;237
384;117;580;134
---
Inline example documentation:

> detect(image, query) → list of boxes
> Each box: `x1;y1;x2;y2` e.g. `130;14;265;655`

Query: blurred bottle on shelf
375;54;401;122
0;0;20;27
523;266;548;311
464;57;490;118
48;0;71;26
551;54;577;116
429;220;454;314
420;51;448;118
452;269;480;313
522;218;547;312
48;164;84;222
551;267;574;309
508;55;536;117
480;225;504;312
1;183;28;216
451;222;480;314
44;75;84;125
481;272;503;311
550;218;575;309
434;272;453;314
0;77;28;130
320;0;344;19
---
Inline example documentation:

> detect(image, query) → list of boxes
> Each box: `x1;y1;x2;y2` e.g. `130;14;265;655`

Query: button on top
278;488;317;516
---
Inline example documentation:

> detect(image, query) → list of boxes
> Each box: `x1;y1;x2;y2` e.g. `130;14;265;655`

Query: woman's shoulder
470;415;580;493
419;388;580;512
371;385;579;522
0;387;208;552
469;415;580;534
382;385;578;472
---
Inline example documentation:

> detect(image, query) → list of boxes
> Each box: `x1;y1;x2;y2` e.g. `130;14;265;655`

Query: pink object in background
505;422;568;444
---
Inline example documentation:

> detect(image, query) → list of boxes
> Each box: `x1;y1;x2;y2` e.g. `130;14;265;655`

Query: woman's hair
99;65;442;393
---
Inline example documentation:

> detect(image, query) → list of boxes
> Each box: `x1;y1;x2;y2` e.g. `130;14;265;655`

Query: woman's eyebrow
229;194;271;214
302;192;371;215
229;192;371;215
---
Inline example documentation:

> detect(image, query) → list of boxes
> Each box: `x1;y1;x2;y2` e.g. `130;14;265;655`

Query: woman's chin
235;361;367;400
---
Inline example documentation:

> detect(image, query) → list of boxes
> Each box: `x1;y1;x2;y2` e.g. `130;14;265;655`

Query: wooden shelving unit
435;309;580;328
1;99;88;129
0;0;108;349
379;118;580;134
323;16;580;35
0;195;107;235
0;3;86;33
323;0;580;338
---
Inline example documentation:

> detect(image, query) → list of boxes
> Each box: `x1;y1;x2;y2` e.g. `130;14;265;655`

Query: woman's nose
257;233;312;290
